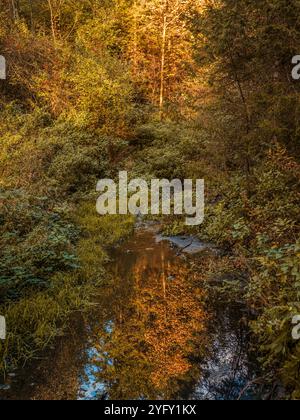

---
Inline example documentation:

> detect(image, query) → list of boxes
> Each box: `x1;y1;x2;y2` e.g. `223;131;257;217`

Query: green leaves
0;191;80;303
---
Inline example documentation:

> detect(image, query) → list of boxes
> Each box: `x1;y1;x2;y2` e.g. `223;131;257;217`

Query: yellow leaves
125;258;207;393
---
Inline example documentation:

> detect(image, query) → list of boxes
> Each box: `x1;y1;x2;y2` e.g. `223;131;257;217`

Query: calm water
0;224;260;400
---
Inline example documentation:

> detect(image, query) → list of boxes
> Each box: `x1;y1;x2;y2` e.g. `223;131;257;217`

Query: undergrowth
0;197;134;372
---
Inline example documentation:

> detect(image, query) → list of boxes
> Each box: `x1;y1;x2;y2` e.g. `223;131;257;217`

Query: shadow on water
0;223;262;400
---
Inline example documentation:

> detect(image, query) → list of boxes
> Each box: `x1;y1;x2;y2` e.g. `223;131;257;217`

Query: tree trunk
48;0;57;44
132;1;138;76
28;0;34;32
159;1;168;121
11;0;19;21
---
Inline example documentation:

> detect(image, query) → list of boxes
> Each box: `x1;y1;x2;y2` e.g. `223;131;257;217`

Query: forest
0;0;300;400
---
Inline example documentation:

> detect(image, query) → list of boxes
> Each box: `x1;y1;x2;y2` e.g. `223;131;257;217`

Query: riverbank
0;199;134;377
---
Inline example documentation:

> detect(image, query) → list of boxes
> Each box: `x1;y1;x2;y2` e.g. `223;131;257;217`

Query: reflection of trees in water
92;241;209;399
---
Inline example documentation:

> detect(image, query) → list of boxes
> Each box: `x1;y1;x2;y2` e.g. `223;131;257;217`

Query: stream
0;223;261;400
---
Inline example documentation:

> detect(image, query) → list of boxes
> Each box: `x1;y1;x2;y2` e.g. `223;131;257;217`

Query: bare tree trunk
28;0;34;32
229;52;252;193
11;0;19;21
159;0;168;121
48;0;57;44
132;1;138;76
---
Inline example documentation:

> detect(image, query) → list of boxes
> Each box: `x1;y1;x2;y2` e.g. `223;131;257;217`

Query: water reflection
79;226;209;400
192;305;259;400
1;225;261;400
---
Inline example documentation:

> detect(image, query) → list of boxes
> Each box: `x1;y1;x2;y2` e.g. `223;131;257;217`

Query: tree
124;0;203;118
